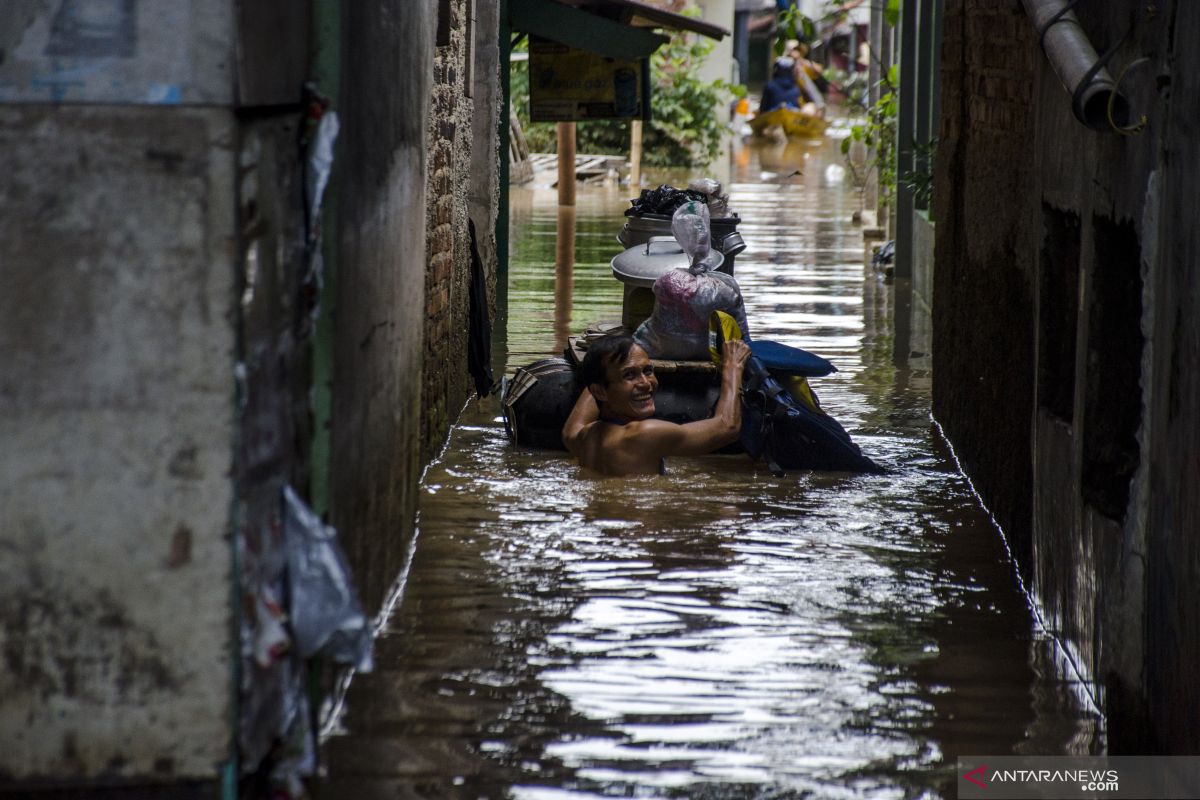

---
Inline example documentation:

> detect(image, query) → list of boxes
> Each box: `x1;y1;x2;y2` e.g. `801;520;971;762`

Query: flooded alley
316;136;1100;799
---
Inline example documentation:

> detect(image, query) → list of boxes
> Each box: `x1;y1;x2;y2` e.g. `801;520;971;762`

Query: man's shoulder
613;417;682;445
592;417;674;439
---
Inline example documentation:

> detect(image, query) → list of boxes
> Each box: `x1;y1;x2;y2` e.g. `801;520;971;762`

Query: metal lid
610;236;724;288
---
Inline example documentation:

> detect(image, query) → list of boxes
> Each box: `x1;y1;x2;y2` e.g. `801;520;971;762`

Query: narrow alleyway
316;135;1099;798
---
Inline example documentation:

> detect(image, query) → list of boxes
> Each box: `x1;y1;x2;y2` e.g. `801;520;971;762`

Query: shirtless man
562;333;751;476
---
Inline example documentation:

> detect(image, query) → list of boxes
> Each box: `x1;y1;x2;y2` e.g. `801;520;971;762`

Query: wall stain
168;443;202;479
165;524;192;569
2;584;179;704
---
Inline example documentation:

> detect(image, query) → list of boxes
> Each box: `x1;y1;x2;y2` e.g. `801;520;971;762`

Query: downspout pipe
1022;0;1130;131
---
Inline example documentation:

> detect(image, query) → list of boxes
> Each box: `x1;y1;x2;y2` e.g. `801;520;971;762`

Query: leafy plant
842;63;899;203
773;5;816;56
901;138;937;209
884;0;901;26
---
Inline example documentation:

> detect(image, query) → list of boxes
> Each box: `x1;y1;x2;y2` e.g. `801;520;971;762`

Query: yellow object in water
708;311;822;415
749;107;828;140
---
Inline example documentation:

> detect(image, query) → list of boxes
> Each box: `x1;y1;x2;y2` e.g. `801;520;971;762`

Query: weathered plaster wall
0;2;234;105
422;0;478;464
936;0;1199;751
0;106;236;780
331;2;435;610
1019;1;1170;752
932;0;1038;565
1143;2;1200;753
469;0;502;320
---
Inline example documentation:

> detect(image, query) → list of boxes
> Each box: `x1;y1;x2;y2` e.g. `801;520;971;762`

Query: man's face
591;344;658;420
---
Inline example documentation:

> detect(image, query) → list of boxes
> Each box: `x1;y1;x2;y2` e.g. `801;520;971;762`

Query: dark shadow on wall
1081;217;1143;522
1037;206;1081;424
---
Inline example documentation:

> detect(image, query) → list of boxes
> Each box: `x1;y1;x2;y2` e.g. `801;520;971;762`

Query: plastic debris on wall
282;486;373;672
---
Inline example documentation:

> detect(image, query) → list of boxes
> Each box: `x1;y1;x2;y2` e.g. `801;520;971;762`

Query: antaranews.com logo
962;763;1118;792
957;756;1200;799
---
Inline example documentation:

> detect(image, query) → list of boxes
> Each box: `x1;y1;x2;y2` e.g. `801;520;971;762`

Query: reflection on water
317;138;1099;799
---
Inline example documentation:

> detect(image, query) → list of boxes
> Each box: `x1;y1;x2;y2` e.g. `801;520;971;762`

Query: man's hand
636;339;752;459
721;339;751;376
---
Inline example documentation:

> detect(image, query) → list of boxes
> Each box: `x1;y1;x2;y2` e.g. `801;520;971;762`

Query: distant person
789;40;829;97
788;40;828;112
562;333;750;477
760;56;803;113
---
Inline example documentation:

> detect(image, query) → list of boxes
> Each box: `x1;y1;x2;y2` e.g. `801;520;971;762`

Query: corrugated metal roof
557;0;730;40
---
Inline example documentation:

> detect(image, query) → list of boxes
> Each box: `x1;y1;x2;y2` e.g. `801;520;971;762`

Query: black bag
739;357;883;474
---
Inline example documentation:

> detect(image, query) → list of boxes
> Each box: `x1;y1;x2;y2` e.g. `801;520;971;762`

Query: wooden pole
556;122;576;207
629;119;643;189
553;205;576;353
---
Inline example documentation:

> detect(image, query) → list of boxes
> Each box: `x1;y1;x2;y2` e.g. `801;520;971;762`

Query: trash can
617;212;746;276
611;237;725;331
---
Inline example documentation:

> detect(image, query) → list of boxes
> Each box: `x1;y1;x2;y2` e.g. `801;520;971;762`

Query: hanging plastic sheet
305;112;338;231
282;486;373;671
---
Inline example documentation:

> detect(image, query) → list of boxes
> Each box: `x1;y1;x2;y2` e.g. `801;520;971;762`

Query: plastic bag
671;201;716;271
687;177;732;219
627;183;707;217
282;486;373;671
635;203;751;360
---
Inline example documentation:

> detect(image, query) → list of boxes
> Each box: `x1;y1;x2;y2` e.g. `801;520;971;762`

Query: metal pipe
1021;0;1129;131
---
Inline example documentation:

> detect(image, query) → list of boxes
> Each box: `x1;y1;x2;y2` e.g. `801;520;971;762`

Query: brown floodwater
316;133;1100;799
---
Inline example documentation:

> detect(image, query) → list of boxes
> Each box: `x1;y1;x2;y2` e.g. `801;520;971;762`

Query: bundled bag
634;202;751;360
708;311;883;474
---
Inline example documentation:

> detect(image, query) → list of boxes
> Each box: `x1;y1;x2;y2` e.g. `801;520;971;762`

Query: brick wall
423;0;476;464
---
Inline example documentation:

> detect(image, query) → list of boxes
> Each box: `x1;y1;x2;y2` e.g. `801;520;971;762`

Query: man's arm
635;340;750;457
562;388;598;456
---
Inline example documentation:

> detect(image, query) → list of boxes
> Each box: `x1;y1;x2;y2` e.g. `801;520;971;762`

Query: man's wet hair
577;332;637;392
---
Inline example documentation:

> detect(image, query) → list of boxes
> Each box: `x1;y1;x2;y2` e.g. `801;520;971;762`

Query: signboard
528;36;649;122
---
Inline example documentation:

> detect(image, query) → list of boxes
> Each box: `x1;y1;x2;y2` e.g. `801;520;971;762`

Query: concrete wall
331;2;436;610
0;0;250;785
0;2;234;104
696;0;736;186
934;0;1200;751
0;104;236;782
932;0;1038;565
468;0;502;298
1144;4;1200;750
0;0;493;787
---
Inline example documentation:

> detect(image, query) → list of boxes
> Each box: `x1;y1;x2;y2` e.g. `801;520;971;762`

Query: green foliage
509;18;738;168
842;63;898;202
900;138;937;208
885;0;901;27
773;5;816;56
